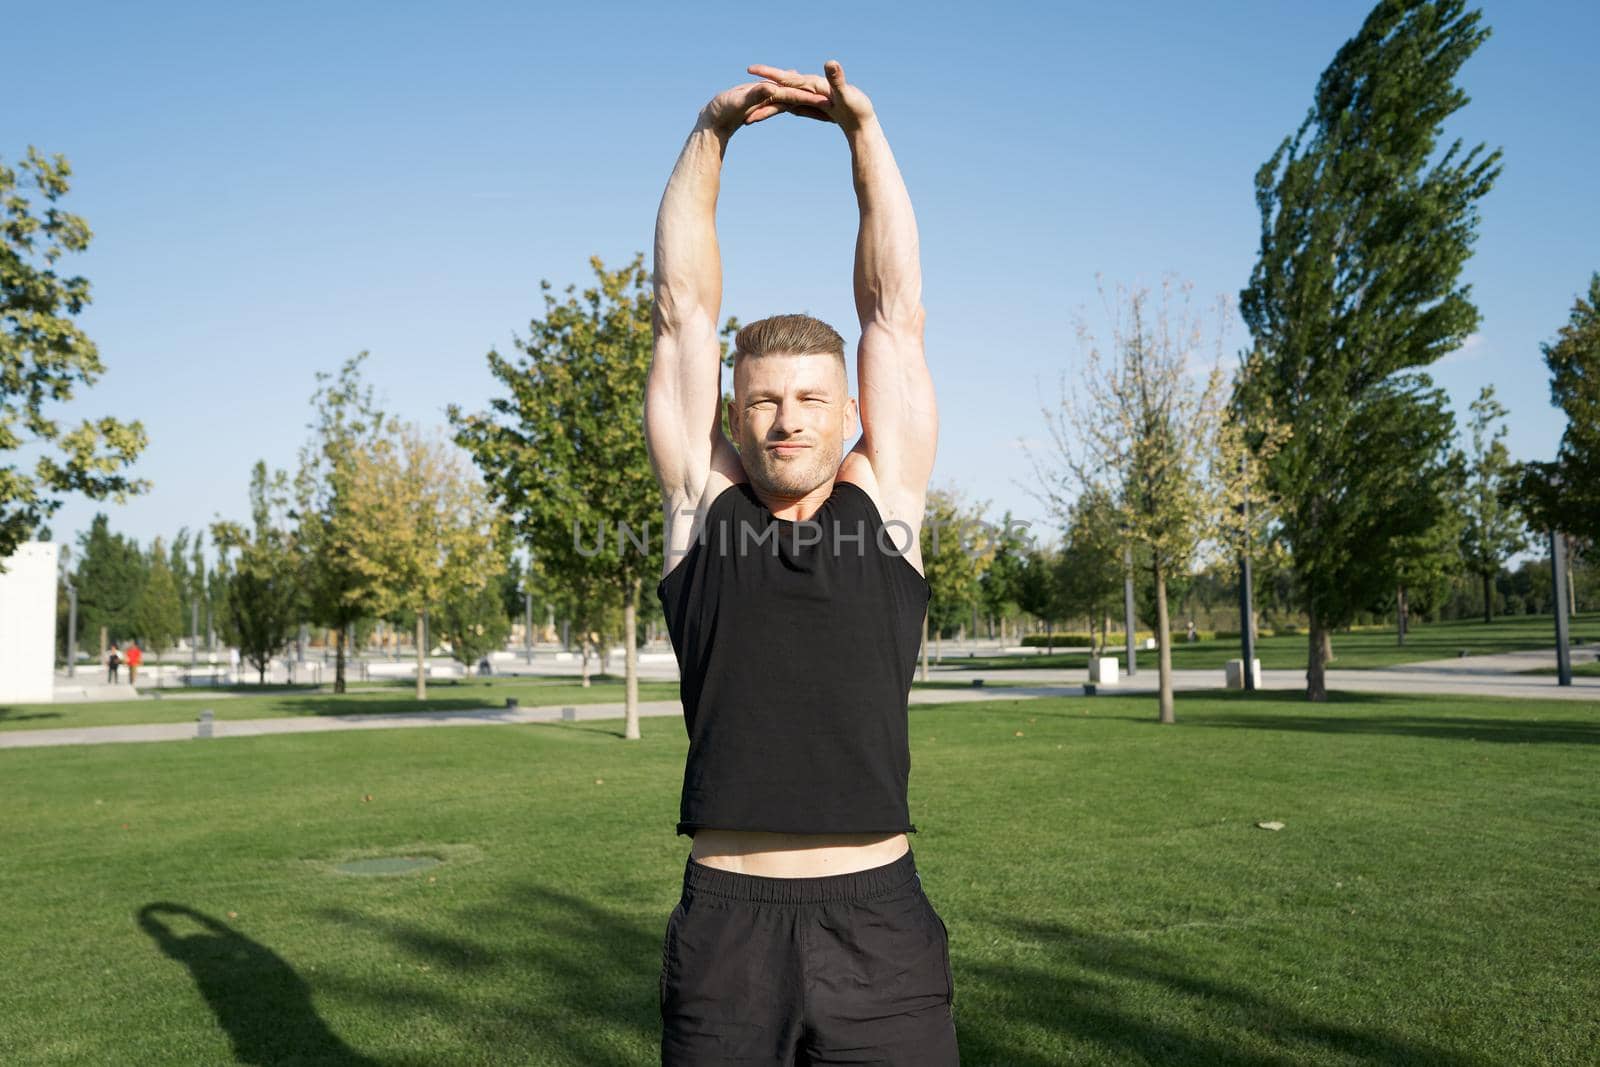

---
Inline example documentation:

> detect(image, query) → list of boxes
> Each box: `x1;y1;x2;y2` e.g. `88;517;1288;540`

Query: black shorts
659;848;958;1065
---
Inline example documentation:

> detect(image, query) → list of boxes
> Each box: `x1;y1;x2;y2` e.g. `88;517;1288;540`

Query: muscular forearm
654;115;732;334
847;117;923;331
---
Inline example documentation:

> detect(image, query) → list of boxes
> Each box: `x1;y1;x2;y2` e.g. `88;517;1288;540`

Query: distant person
107;643;121;683
1186;619;1197;643
126;641;143;685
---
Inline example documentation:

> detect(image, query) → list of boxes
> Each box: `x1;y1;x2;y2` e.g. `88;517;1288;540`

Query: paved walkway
7;649;1593;751
0;686;1040;750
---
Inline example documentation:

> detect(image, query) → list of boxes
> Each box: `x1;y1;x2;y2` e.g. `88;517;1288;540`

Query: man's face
729;351;858;496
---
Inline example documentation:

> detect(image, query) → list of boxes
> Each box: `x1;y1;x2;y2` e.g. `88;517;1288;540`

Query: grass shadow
138;902;391;1066
956;916;1483;1066
0;707;65;724
319;880;665;1066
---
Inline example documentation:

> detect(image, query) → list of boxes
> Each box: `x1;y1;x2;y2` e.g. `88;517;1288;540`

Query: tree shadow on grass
319;880;664;1066
956;917;1483;1066
138;902;389;1066
0;707;65;724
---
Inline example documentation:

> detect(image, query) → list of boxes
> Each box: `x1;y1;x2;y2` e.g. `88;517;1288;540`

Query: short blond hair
734;314;846;365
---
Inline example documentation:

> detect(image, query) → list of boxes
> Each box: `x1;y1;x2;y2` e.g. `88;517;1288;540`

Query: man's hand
701;81;832;136
745;60;875;132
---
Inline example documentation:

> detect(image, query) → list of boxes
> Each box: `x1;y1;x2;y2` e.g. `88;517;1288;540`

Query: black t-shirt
658;479;930;837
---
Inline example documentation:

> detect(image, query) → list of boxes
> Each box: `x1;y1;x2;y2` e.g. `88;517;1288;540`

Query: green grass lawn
0;676;681;733
943;611;1600;673
2;690;1596;1065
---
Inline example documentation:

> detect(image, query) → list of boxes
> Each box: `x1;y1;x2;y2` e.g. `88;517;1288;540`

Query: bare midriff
689;830;910;878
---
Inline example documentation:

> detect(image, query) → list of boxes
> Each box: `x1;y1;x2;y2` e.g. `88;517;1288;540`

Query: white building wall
0;542;59;704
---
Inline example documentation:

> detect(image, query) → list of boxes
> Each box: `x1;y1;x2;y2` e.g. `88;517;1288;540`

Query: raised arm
747;62;937;513
645;83;829;529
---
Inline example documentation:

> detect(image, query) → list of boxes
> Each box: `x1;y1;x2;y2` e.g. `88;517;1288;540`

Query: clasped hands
702;60;875;135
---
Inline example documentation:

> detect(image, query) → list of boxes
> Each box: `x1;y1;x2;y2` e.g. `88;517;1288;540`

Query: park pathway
5;649;1594;751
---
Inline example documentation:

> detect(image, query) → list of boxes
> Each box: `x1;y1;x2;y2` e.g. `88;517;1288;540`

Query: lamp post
523;586;533;665
1552;529;1573;687
1237;460;1256;692
1123;543;1137;677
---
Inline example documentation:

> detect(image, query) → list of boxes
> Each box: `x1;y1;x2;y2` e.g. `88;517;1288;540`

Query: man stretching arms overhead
647;60;956;1065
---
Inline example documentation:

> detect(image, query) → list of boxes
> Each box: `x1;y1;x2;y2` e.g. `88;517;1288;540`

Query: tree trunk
624;576;641;741
920;612;929;681
1321;627;1334;665
1482;570;1493;624
1154;559;1175;724
580;638;592;688
335;621;347;694
1307;606;1329;702
935;627;942;664
1396;586;1407;647
415;611;427;701
1045;619;1054;655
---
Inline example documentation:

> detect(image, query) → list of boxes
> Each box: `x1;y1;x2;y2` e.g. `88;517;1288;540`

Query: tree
1456;386;1525;621
450;255;659;737
922;487;995;662
1237;0;1501;700
1036;278;1229;724
978;511;1030;642
337;423;504;701
1;148;148;565
72;513;146;648
1514;274;1600;549
1013;546;1070;651
436;553;516;670
1057;487;1125;655
294;353;389;693
1388;469;1466;643
136;537;184;654
212;462;299;685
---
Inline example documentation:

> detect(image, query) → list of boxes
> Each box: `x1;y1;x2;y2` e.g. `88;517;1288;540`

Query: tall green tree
1237;0;1501;700
72;513;146;648
923;487;994;656
1;148;148;565
294;353;388;693
450;255;659;738
212;462;300;685
1456;386;1525;620
1013;546;1070;652
136;537;184;654
1514;274;1600;548
1057;487;1125;655
978;511;1030;642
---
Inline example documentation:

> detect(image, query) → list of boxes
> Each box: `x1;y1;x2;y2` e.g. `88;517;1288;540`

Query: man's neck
749;477;836;523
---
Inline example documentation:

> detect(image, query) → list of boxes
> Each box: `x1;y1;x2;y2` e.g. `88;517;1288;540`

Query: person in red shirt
125;641;143;686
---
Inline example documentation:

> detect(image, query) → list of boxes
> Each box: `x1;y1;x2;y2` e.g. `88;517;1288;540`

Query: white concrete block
0;542;59;703
1087;657;1120;685
1225;658;1262;690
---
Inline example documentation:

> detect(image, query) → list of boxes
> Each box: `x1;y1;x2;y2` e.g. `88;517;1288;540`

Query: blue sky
8;0;1597;559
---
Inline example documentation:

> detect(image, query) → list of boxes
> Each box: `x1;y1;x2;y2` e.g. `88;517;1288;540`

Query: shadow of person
138;902;384;1066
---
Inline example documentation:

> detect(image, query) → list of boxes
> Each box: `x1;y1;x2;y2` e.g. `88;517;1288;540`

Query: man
647;61;955;1065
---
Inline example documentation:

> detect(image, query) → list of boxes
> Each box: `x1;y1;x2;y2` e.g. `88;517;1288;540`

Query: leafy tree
73;513;146;647
450;255;659;737
1388;464;1466;642
1456;386;1525;620
293;353;389;693
1514;274;1600;549
978;511;1030;642
435;574;514;671
1036;278;1229;723
1;148;148;565
336;423;504;701
1237;0;1501;700
136;537;184;654
1013;546;1070;651
1057;487;1124;655
922;487;995;660
212;462;299;684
